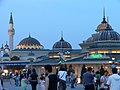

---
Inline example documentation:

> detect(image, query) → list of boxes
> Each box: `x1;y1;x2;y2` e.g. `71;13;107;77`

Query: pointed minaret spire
102;8;107;23
60;31;64;41
107;16;109;24
5;41;9;48
29;33;31;38
1;44;4;50
9;12;13;24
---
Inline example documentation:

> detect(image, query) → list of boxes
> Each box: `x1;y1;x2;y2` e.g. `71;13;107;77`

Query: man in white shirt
107;68;120;90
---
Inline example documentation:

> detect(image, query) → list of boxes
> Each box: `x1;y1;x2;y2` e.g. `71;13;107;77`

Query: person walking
107;68;120;90
9;72;13;85
100;65;105;76
81;64;87;84
83;67;95;90
15;72;20;87
58;64;67;90
0;69;4;90
70;70;75;88
100;70;109;90
95;71;101;90
21;75;27;90
39;74;45;90
45;64;58;90
110;62;116;73
29;68;38;90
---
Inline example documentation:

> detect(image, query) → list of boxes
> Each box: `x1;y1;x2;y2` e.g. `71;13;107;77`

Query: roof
16;35;44;49
53;37;72;49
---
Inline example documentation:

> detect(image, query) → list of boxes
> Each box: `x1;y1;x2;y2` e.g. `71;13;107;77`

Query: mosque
1;10;120;82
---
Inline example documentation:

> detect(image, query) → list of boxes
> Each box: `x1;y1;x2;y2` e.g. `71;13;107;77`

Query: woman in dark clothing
81;64;87;84
29;68;38;90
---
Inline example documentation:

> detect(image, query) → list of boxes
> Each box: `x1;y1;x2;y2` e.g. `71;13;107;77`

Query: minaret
8;12;15;50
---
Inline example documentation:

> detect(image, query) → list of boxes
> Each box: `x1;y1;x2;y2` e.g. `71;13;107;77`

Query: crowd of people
81;63;120;90
0;64;77;90
0;63;120;90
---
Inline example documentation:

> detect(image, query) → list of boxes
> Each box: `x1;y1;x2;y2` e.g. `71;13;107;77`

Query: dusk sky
0;0;120;49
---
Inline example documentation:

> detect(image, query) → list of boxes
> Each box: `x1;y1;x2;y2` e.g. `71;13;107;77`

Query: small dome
16;35;44;49
3;53;9;57
5;44;9;48
86;37;93;42
86;33;99;42
97;23;112;32
11;56;20;60
53;37;72;49
96;16;112;32
1;44;4;50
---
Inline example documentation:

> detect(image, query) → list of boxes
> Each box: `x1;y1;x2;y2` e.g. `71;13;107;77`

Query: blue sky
0;0;120;49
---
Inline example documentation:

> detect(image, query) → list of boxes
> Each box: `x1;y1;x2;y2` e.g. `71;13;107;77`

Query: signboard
90;53;102;58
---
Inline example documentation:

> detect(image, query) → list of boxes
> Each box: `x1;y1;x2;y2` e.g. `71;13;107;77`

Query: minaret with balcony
8;12;15;50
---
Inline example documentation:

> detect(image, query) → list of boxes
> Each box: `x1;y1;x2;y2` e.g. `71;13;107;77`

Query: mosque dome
16;35;44;49
98;30;120;41
53;37;72;49
96;23;112;32
96;15;112;32
86;14;120;42
86;29;120;42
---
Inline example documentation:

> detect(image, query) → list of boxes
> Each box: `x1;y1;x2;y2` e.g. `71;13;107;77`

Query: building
0;10;120;82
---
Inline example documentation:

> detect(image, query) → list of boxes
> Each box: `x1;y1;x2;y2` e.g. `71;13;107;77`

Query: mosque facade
1;10;120;82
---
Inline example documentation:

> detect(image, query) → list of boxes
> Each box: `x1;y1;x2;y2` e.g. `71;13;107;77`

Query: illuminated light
90;51;95;54
116;67;120;69
90;54;102;58
77;78;80;83
65;60;67;62
98;50;108;53
85;67;88;68
42;67;44;69
56;67;58;69
109;61;113;63
91;67;93;68
4;70;8;74
112;58;115;60
105;67;108;69
2;73;5;76
112;50;116;53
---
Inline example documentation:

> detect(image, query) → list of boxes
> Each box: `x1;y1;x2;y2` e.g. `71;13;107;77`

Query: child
21;75;27;90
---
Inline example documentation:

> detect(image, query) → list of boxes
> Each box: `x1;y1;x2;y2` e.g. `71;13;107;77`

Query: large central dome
86;15;120;42
16;35;44;49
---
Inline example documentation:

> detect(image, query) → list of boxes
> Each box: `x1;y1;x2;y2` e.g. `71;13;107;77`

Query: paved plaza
3;80;84;90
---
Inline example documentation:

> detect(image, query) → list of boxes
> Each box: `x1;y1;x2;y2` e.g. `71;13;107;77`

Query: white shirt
100;75;109;89
107;74;120;90
58;71;67;81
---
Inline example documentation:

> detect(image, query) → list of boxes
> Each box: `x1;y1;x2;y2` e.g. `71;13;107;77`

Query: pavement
3;80;84;90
